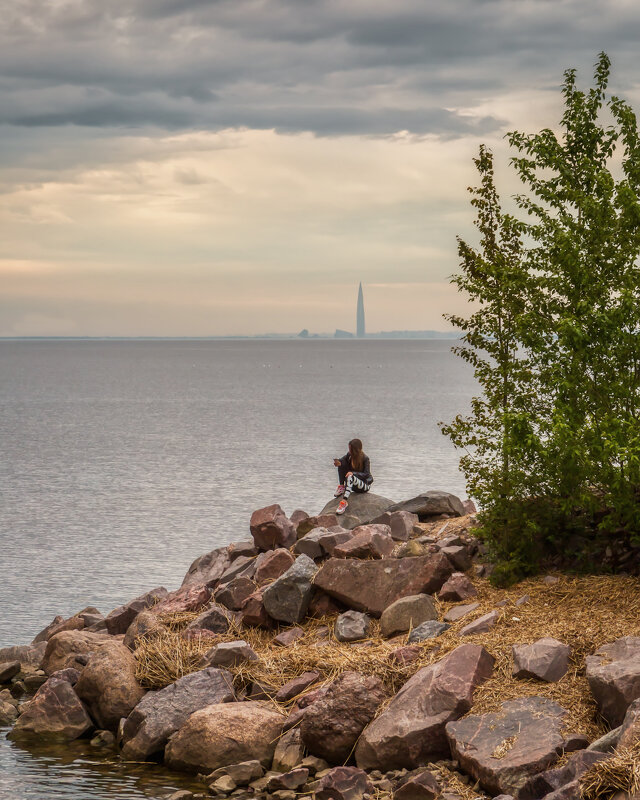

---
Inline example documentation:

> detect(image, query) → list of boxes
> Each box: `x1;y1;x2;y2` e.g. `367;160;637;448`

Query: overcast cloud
2;0;640;335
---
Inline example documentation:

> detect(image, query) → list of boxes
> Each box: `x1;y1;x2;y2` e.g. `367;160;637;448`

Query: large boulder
446;697;577;797
388;490;465;520
0;643;47;671
586;636;640;726
319;493;395;530
164;701;285;773
182;546;232;589
301;672;388;763
355;644;494;770
333;524;395;559
512;638;570;683
42;630;113;675
262;555;318;624
121;667;235;760
250;504;297;551
314;553;454;617
380;594;438;638
104;587;168;635
8;677;93;741
75;641;146;731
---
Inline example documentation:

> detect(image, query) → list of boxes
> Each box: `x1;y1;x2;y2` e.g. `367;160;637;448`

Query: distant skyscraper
356;282;366;338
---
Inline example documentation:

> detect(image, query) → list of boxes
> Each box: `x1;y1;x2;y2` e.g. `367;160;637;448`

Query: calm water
0;339;474;799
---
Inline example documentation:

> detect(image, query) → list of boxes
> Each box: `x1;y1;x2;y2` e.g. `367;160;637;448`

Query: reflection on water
0;727;203;800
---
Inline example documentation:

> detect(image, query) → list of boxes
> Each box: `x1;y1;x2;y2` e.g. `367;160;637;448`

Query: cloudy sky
1;0;639;336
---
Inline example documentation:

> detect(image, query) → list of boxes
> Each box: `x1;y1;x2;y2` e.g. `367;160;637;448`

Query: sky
1;0;640;337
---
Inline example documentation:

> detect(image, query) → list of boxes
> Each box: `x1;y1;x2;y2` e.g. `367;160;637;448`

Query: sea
0;339;475;800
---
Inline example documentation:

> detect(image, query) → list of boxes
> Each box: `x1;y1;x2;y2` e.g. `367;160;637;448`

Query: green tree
444;54;640;581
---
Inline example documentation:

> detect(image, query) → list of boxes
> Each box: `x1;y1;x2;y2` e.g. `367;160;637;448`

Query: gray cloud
1;0;639;141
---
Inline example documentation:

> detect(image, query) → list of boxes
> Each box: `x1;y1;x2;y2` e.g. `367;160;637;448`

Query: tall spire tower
356;282;366;338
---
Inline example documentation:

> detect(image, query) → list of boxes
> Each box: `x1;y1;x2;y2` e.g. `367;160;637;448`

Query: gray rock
184;604;234;635
318;493;396;530
335;611;372;642
207;759;264;786
408;621;450;642
440;545;473;572
273;728;305;773
121;667;235;760
380;594;438;638
586;726;621;752
182;547;231;588
388;491;465;520
512;638;570;683
444;602;480;623
262;555;318;624
370;511;419;541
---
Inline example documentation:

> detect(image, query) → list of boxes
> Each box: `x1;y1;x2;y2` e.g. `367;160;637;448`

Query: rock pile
3;489;640;800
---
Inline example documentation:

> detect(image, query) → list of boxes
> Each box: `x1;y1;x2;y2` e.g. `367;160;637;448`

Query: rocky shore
2;489;640;800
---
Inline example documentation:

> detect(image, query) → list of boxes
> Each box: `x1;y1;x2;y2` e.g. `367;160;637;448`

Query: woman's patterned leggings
344;473;371;499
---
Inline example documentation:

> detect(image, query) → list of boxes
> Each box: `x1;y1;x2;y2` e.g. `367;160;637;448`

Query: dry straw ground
135;572;640;744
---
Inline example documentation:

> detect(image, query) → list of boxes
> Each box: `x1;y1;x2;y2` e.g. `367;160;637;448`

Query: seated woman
333;438;373;516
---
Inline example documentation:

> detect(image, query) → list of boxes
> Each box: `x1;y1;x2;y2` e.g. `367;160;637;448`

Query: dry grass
134;573;640;742
580;742;640;800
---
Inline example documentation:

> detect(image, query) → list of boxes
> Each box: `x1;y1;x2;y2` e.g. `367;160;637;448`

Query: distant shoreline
0;332;461;342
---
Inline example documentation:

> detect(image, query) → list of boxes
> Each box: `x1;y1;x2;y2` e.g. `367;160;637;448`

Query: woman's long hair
349;438;365;472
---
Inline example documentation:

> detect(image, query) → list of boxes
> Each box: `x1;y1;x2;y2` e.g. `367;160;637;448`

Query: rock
229;539;259;559
301;671;388;763
440;545;473;572
184;604;234;635
355;644;494;770
198;641;259;669
390;645;423;665
294;528;352;560
104;587;168;635
164;701;285;772
512;638;571;682
446;696;578;797
296;514;339;537
214;576;256;611
519;750;608;800
314;553;454;617
371;511;419;542
0;643;47;671
308;591;345;618
182;546;231;589
255;548;296;585
319;493;395;530
335;611;372;642
123;610;165;650
75;641;146;731
217;554;258;585
42;630;113;675
388;491;465;520
267;768;310;791
462;500;477;514
0;661;21;683
290;509;310;526
618;697;640;749
151;585;211;616
443;602;480;623
516;595;531;607
49;667;81;685
438;573;478;602
240;590;271;628
121;667;235;760
273;627;305;647
273;728;305;772
394;770;441;800
207;759;264;786
459;609;500;636
315;766;374;800
586;636;640;726
333;524;395;559
544;575;560;585
380;594;438;638
275;672;320;703
250;504;297;551
24;674;48;691
408;621;450;642
0;699;18;725
8;677;92;741
32;614;85;644
90;729;116;748
586;726;622;753
262;555;318;624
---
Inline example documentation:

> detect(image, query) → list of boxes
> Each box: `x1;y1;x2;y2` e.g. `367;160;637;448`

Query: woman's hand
346;471;353;478
333;458;341;467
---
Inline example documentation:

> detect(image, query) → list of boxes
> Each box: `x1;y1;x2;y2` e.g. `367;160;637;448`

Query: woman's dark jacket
337;453;373;486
